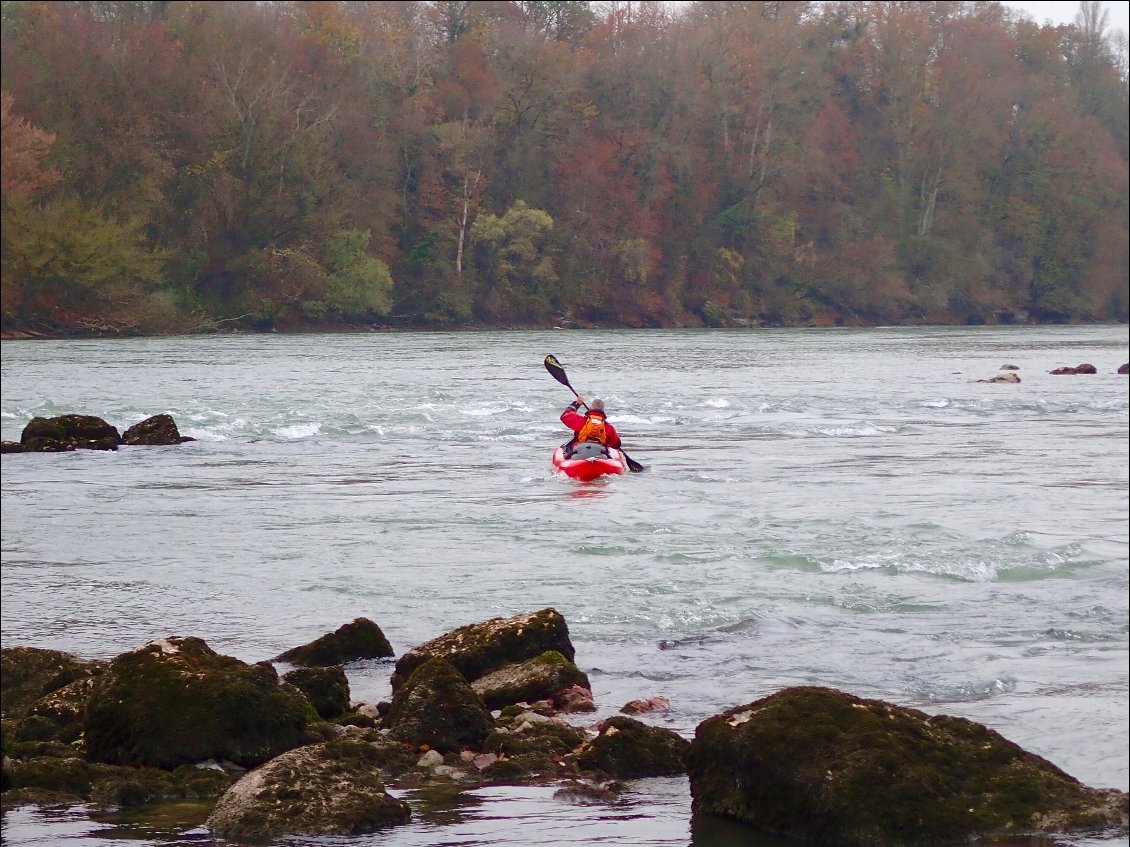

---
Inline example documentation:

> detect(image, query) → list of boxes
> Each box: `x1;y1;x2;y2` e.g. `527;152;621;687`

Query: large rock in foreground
686;686;1128;846
391;608;575;692
206;739;411;841
84;637;313;769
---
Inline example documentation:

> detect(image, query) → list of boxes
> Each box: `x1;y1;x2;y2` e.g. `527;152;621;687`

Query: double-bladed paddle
544;355;645;473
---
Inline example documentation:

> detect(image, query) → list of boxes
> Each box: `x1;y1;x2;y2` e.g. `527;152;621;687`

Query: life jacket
577;411;608;445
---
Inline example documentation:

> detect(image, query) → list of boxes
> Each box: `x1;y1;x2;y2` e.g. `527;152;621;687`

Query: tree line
1;0;1127;336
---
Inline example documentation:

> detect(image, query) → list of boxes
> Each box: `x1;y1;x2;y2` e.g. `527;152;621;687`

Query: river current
1;326;1128;846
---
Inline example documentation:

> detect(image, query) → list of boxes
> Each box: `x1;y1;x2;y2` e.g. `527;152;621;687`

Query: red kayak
552;443;627;481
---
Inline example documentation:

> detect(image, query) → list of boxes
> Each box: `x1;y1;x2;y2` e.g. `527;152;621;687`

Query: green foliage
321;230;393;321
470;201;556;321
1;197;167;330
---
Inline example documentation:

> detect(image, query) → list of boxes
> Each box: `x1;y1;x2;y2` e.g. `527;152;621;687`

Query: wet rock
84;636;313;769
16;676;99;744
685;686;1129;846
276;617;394;666
554;779;625;804
1;739;236;811
621;696;671;715
554;683;597;713
1050;364;1097;375
1000;364;1020;370
1119;363;1129;374
391;608;575;692
1;647;100;718
574;716;689;779
206;739;411;841
977;372;1020;383
387;658;494;754
282;665;350;719
1;441;22;453
1050;366;1078;374
121;413;194;445
483;711;588;777
20;414;120;452
471;650;591;711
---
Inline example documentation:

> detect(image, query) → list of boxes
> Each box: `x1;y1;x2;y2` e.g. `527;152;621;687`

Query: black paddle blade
544;355;573;390
623;451;645;473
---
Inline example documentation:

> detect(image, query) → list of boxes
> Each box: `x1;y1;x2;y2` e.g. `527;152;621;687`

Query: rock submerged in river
1050;363;1098;375
20;414;120;452
275;617;394;666
121;413;194;445
206;739;411;841
685;685;1129;845
7;413;192;452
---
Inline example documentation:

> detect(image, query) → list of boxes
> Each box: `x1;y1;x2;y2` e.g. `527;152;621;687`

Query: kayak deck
552;445;627;481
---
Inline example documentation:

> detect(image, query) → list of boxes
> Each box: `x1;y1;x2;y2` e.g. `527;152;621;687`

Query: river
2;326;1127;846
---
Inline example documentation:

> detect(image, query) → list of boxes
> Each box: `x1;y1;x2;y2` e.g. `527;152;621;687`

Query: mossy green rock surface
1;647;98;718
121;413;189;445
686;686;1129;846
471;650;590;710
282;665;351;719
20;414;120;451
387;658;494;754
84;636;312;769
575;716;689;779
206;739;411;840
391;608;575;692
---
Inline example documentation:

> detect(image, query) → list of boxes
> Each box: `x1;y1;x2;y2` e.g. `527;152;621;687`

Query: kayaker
561;396;622;456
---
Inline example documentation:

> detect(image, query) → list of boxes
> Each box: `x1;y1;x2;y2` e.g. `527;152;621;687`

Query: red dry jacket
561;404;621;449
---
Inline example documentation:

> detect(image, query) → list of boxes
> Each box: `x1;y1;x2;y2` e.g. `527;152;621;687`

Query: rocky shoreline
2;608;1126;845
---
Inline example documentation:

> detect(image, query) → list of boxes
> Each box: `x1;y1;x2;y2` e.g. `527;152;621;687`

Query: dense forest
1;0;1127;336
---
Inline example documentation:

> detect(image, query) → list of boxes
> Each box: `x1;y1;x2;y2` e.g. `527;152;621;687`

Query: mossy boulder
574;716;689;779
84;636;313;769
391;608;575;692
206;739;411;840
483;711;589;778
685;686;1130;845
276;617;394;666
15;675;99;744
387;658;494;754
20;414;120;452
1;647;100;718
1;739;236;811
121;413;193;445
282;666;350;719
471;650;591;711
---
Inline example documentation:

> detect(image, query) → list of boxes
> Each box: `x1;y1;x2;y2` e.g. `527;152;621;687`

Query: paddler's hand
572;396;584;408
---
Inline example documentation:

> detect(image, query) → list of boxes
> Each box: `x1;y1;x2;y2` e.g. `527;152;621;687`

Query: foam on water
2;326;1127;847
